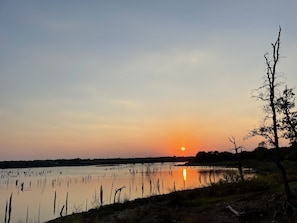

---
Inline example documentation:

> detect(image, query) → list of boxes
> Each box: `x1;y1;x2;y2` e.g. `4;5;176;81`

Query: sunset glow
0;1;296;161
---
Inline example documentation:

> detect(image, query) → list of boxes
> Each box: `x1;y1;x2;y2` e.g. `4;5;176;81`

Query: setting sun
181;147;186;151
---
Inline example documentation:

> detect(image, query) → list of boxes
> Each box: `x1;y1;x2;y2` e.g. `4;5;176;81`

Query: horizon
0;142;279;162
1;1;297;161
0;155;194;162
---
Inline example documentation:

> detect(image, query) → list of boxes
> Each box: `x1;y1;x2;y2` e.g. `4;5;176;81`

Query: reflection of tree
198;168;228;186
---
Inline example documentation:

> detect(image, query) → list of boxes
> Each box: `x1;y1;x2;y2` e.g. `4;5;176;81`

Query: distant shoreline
0;156;195;169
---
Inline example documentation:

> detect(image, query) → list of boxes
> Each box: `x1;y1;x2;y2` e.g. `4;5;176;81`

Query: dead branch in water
114;186;125;204
60;205;65;217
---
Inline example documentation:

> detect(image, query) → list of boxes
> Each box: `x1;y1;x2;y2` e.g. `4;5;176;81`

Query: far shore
0;156;196;169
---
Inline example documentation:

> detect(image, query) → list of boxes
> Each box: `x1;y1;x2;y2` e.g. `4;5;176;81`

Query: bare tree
249;27;291;197
228;136;244;181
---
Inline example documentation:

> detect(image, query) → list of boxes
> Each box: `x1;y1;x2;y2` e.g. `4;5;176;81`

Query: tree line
195;145;297;164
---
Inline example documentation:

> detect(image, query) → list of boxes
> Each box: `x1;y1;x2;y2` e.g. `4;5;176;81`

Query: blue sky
0;1;297;160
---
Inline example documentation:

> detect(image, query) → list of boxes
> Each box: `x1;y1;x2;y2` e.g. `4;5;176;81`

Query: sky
1;1;297;161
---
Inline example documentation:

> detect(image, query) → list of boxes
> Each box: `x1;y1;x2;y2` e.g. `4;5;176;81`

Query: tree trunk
275;156;291;197
269;26;291;198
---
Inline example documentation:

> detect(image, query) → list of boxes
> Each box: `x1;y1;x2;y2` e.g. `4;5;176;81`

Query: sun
181;146;186;151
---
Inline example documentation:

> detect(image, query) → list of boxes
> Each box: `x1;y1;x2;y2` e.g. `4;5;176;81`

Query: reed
4;193;13;223
8;193;12;223
53;191;56;214
65;192;68;215
141;182;144;198
100;184;103;206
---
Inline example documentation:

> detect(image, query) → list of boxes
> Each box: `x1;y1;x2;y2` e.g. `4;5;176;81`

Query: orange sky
0;1;296;160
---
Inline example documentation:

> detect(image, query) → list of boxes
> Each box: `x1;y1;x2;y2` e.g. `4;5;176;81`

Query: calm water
0;162;237;222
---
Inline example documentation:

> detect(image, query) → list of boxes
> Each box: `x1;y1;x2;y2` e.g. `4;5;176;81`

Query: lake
0;162;238;222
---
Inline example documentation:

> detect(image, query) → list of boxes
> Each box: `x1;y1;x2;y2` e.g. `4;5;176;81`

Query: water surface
0;162;236;222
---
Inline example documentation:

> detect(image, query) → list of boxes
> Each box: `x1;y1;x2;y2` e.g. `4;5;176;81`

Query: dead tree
249;26;291;197
228;136;244;181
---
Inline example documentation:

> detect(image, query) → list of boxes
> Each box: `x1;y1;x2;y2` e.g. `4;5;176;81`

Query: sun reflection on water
183;168;187;187
183;168;187;181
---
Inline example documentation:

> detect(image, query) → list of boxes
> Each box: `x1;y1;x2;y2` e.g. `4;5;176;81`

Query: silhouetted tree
249;27;291;197
228;136;244;181
258;141;267;149
276;86;297;147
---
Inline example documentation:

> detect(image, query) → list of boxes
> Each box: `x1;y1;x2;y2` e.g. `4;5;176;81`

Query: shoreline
47;180;297;223
0;156;196;169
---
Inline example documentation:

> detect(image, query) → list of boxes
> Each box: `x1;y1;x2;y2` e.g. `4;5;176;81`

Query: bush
207;175;272;197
